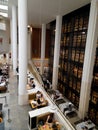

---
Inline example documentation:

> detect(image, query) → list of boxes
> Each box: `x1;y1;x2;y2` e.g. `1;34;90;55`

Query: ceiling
8;0;91;27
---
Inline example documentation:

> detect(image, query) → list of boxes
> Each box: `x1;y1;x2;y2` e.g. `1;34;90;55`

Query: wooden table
38;124;53;130
30;99;48;109
38;122;61;130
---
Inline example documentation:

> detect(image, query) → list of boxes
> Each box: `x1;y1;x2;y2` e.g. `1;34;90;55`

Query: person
16;66;19;82
16;67;19;73
46;114;53;123
9;52;11;59
36;94;45;109
32;84;35;88
37;98;41;104
3;53;6;59
31;80;35;88
54;90;62;100
51;94;55;101
46;114;54;128
82;126;88;130
68;103;72;111
29;78;35;88
36;91;42;99
40;94;44;103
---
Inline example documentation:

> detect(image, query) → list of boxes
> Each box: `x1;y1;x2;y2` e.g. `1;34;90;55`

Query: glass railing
28;60;44;86
28;60;76;130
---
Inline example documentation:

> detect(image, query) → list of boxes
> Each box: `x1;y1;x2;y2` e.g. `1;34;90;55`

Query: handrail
28;60;75;130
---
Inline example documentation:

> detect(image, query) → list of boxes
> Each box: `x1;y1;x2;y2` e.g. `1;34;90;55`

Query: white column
18;0;28;105
12;5;17;74
52;15;62;90
27;32;32;61
10;19;13;62
79;0;98;119
40;24;46;75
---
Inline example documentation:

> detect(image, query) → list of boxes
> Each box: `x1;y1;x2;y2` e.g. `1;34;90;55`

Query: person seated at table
68;102;73;111
53;93;58;100
37;94;44;104
28;78;35;88
29;78;33;85
46;114;54;128
82;126;88;130
52;122;59;130
40;94;44;103
1;76;6;82
3;53;6;59
32;83;35;88
36;91;42;99
37;97;41;105
31;81;36;88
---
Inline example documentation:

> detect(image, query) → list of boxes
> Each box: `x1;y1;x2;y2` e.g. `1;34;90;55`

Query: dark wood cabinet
31;28;51;58
45;30;51;58
31;28;41;58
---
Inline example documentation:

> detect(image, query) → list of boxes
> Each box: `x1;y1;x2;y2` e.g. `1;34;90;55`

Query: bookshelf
88;40;98;125
48;20;56;83
58;5;90;108
47;3;98;126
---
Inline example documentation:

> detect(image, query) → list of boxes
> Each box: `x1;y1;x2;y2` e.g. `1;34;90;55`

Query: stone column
12;5;17;74
52;15;62;90
79;0;98;119
27;31;32;61
18;0;28;105
10;19;13;62
40;24;46;75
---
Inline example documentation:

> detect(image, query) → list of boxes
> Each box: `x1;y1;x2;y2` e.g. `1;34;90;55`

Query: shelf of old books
58;4;90;108
88;39;98;125
48;20;56;83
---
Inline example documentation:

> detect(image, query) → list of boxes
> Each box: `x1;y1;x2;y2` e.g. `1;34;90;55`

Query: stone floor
2;69;32;130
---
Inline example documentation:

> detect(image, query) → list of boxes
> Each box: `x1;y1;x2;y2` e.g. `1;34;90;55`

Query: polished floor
3;69;32;130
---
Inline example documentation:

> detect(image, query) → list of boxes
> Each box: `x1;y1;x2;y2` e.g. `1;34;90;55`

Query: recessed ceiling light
27;25;30;28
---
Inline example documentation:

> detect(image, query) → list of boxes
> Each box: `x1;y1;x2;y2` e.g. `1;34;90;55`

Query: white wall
0;19;11;54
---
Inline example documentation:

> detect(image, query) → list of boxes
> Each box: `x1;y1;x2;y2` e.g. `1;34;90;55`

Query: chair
37;119;44;130
52;123;58;130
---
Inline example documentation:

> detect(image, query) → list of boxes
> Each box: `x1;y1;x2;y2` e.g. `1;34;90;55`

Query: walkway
3;69;31;130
